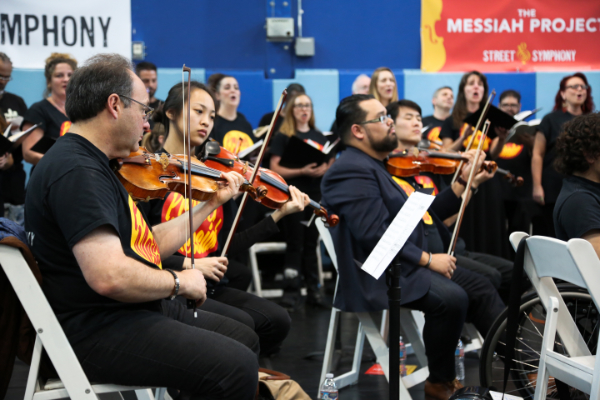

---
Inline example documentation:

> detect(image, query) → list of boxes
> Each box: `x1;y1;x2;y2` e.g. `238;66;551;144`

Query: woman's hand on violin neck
473;166;494;187
187;256;228;282
428;253;457;279
178;268;208;305
209;171;245;208
272;185;310;222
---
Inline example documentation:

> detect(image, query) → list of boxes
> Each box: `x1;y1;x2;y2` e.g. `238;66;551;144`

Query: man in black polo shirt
554;112;600;256
25;53;259;399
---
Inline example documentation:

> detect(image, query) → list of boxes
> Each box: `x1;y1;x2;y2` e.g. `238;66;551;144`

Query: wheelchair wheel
479;289;598;400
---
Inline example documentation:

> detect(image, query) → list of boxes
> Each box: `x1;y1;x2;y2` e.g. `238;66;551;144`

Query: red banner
421;0;600;72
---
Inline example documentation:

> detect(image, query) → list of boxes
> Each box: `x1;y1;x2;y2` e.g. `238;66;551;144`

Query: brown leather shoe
424;379;464;400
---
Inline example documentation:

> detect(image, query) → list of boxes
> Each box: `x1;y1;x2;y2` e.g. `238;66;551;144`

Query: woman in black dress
439;71;510;258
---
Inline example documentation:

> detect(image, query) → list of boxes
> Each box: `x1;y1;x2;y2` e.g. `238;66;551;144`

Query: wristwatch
165;269;180;300
456;176;468;187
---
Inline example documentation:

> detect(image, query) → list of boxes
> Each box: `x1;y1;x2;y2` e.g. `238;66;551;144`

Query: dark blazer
320;147;462;312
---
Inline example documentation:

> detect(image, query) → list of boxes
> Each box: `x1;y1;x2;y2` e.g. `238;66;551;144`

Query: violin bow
450;90;496;184
182;65;198;316
219;89;288;257
447;119;491;256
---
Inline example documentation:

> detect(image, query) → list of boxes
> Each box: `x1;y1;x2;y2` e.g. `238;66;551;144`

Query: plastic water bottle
319;373;339;399
455;339;465;381
399;336;407;377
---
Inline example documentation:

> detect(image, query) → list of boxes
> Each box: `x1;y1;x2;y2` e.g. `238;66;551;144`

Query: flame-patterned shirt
25;133;162;343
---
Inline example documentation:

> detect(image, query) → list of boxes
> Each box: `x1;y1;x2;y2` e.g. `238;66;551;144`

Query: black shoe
306;288;332;309
279;290;304;312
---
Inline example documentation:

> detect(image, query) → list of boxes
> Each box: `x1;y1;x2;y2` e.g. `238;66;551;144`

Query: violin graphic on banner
421;0;446;72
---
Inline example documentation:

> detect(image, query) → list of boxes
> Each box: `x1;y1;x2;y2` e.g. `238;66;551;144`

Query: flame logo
517;42;531;65
461;124;491;152
392;177;434;225
59;121;71;137
222;130;254;154
499;142;524;159
427;126;442;143
414;175;439;195
128;196;162;268
161;192;224;258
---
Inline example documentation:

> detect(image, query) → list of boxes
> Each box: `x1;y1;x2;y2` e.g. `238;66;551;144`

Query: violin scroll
315;207;340;228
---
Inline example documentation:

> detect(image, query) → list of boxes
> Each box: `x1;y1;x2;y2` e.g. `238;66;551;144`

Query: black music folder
30;135;56;154
0;134;13;155
278;135;340;169
464;104;518;138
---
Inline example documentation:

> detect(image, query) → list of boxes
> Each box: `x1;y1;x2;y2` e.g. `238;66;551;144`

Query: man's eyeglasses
500;103;520;110
0;75;12;82
360;115;391;125
565;84;588;91
118;94;154;122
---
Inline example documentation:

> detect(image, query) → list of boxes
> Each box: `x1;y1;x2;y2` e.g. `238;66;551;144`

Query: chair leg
134;389;155;400
319;308;340;398
248;247;263;297
400;308;428;367
316;238;324;288
155;387;166;400
24;335;43;400
357;312;390;381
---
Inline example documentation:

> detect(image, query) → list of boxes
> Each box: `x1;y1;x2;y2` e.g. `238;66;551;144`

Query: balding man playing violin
320;94;504;400
24;54;259;400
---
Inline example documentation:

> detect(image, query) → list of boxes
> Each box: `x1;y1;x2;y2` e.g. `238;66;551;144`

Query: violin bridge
243;161;248;175
159;153;169;171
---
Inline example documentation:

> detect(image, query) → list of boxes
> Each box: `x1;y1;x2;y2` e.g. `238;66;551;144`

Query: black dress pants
402;267;504;383
456;251;513;304
209;287;291;356
71;300;260;400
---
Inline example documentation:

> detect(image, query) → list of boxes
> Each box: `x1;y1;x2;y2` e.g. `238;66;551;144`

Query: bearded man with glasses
321;94;504;400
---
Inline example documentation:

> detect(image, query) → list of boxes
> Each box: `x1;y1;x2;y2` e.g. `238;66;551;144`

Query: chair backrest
316;219;338;272
315;219;341;301
508;232;595;358
0;244;99;400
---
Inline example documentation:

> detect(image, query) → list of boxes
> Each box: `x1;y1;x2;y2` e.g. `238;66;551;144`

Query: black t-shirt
210;112;257;154
149;98;163;110
421;115;445;143
538;110;576;203
554;175;600;241
24;133;163;343
269;129;332;194
0;92;28;204
22;99;70;140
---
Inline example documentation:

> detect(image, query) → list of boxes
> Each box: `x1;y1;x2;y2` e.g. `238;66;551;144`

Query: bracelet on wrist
425;252;433;268
456;176;468;187
165;269;180;300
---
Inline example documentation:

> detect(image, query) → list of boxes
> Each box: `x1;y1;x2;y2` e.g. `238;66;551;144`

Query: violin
111;147;267;202
386;148;497;178
201;140;340;227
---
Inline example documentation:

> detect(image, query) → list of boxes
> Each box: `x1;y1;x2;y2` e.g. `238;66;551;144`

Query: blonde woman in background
22;53;77;165
369;67;398;107
269;93;336;310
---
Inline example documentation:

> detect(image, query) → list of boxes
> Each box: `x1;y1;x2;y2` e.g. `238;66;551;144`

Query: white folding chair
315;219;418;398
0;243;165;400
248;237;325;298
508;232;600;400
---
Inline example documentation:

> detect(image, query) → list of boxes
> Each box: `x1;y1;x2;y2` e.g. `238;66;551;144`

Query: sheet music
361;191;435;280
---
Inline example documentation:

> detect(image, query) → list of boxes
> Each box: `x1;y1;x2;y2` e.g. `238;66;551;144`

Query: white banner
0;0;131;68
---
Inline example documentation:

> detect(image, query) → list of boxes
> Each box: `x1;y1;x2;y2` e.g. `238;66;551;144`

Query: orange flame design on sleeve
128;196;162;268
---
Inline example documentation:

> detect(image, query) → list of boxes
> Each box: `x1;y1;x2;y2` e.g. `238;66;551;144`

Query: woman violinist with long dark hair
138;80;310;356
